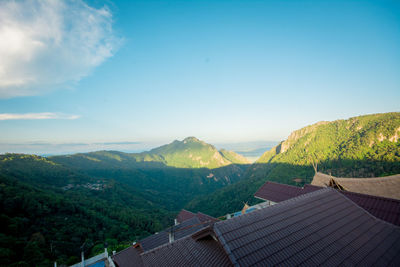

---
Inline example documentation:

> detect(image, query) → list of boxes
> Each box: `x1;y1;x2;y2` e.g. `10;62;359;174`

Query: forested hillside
0;154;172;266
186;112;400;217
0;138;250;266
146;136;250;168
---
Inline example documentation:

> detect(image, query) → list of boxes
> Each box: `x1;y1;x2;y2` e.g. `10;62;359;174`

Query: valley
1;112;399;266
0;137;250;265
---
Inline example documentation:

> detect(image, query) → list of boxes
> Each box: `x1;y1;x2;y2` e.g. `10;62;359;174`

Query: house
255;180;400;226
111;186;400;266
112;211;221;266
312;172;400;200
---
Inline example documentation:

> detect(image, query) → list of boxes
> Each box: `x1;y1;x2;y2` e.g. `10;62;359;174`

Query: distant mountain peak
183;136;201;143
146;137;249;168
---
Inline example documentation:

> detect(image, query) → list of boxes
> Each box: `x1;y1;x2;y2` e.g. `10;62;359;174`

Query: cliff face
257;112;400;166
279;121;330;153
186;112;400;217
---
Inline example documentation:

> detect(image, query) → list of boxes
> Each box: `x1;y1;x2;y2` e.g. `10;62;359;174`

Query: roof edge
213;225;238;266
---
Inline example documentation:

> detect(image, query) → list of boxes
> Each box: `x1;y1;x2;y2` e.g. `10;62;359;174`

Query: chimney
168;231;174;243
174;219;178;225
81;251;85;267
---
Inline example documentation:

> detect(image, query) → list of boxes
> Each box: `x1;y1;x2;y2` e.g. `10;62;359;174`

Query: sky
0;0;399;154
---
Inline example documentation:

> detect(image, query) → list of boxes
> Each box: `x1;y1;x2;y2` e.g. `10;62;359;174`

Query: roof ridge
180;208;195;213
316;172;400;181
141;225;211;255
263;180;303;188
139;216;202;251
338;189;400;228
213;225;238;266
111;244;136;256
215;189;334;234
218;191;351;256
341;189;400;203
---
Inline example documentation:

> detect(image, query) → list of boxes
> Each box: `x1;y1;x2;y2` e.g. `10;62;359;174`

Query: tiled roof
196;211;219;223
114;190;400;267
112;246;143;267
176;209;196;223
342;190;400;226
176;209;219;224
139;216;209;251
312;172;400;199
254;181;320;202
141;234;232;267
214;188;400;266
255;181;400;226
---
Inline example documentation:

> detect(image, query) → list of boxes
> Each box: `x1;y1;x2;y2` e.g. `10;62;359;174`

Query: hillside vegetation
0;154;172;266
0;138;250;266
147;137;250;168
186;112;400;217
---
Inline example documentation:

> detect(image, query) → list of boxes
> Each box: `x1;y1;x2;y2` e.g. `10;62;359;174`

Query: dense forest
0;138;250;266
0;154;173;266
186;112;400;217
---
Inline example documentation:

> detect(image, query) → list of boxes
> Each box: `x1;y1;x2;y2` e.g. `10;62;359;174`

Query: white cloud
0;112;80;120
0;0;120;98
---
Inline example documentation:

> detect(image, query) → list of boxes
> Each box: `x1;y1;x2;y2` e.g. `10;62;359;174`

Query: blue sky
0;0;399;154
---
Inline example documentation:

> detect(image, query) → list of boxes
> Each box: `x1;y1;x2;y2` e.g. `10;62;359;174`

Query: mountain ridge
186;112;400;217
146;136;250;168
51;137;249;170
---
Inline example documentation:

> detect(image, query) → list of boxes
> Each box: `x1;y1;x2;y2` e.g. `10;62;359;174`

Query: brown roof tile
342;190;400;226
255;181;400;226
196;211;219;223
254;181;320;202
139;215;217;252
214;188;400;266
176;209;219;224
176;209;196;223
141;234;232;267
112;246;143;267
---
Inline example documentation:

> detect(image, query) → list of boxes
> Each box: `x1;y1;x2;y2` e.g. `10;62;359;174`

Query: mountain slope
147;136;250;168
254;112;400;180
50;137;250;204
186;112;400;217
0;138;250;265
0;154;172;266
219;149;250;164
50;137;249;170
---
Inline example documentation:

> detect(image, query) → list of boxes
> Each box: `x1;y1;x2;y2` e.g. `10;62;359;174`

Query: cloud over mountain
0;0;121;98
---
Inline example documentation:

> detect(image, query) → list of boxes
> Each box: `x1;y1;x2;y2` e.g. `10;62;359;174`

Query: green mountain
219;149;251;164
0;138;250;266
50;136;249;169
49;137;250;208
186;112;400;217
146;136;250;168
